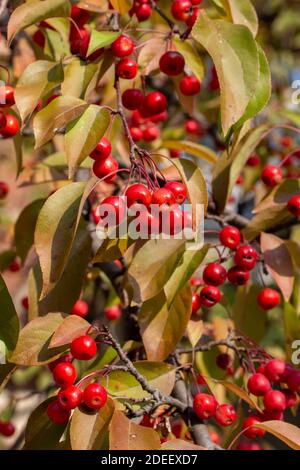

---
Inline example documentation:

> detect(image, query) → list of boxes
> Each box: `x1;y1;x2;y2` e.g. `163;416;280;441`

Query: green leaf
139;284;192;361
161;140;217;165
261;233;294;302
7;0;71;44
15;60;64;123
0;275;20;358
24;397;67;450
29;226;92;318
233;284;267;343
93;237;132;263
33;95;88;149
14;198;46;264
10;313;67;366
102;361;176;399
192;11;259;135
128;239;186;303
225;0;258;37
50;315;90;348
109;0;133;15
87;30;120;57
173;37;205;81
65;105;110;178
212;124;269;213
233;47;271;130
109;411;161;450
34;178;96;297
61;58;98;99
164;244;209;304
70;398;115;450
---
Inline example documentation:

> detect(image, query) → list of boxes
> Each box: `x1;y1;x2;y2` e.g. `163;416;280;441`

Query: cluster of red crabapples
0;82;19;139
46;334;107;424
71;298;122;322
190;225;281;316
193;358;300;446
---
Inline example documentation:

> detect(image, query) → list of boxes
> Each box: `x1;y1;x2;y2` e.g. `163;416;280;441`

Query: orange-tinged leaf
70;398;115;450
138;38;166;76
109;0;133;14
109;411;161;450
49;315;90;348
162;439;206;450
260;232;294;302
10;313;67;366
256;420;300;450
218;380;262;412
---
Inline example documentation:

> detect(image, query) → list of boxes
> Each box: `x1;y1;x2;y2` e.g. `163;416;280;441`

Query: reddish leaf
49;315;90;348
109;411;161;450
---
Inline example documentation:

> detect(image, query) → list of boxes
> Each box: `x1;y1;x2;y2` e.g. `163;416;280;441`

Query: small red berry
246;154;260;167
227;266;250;286
257;288;280;310
185;119;201;135
32;29;45;48
111;35;135;58
179;76;201;96
0;181;9;199
143;91;167;116
143;125;160;141
130;126;143;142
264;359;286;383
47;400;71;425
0;114;20;137
191;292;201;314
135;4;152;22
171;0;193;21
261;165;283;187
287;195;300;217
70;335;97;361
104;305;122;321
247;373;271;396
203;263;227;286
263;389;286;412
122;88;144;110
21;296;29;309
116;58;138;79
53;362;76;387
99;195;126;226
219;226;241;249
185;6;200;27
152;187;176;206
193;393;217;420
9;259;20;272
215;404;237;427
57;385;83;410
200;285;221;308
242;416;265;439
286;370;300;393
216;353;231;370
90;137;112;160
0;421;15;437
0;85;15;108
71;5;90;26
93;155;119;182
71;299;89;318
261;408;283;421
159;51;185;76
234;245;257;271
83;383;107;410
164;181;187;204
237;441;262;450
125;183;152;208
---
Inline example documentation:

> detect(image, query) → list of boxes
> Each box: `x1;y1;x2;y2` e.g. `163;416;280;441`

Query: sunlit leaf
109;411;161;450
